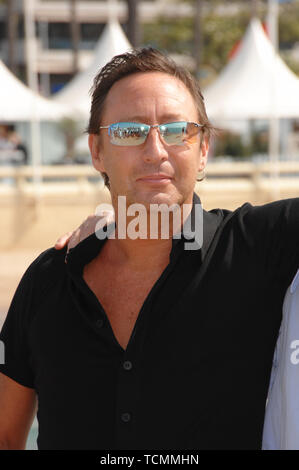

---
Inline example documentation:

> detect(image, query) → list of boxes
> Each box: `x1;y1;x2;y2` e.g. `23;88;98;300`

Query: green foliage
281;54;299;76
213;129;268;159
143;1;299;77
213;131;250;158
143;17;194;55
143;11;251;74
143;14;250;73
201;11;250;73
279;2;299;46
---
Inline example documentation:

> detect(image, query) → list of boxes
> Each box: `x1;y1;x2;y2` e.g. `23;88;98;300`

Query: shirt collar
66;192;222;273
169;192;200;258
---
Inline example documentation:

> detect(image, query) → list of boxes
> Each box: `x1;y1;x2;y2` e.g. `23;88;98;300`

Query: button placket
95;318;104;328
123;360;133;371
121;412;131;423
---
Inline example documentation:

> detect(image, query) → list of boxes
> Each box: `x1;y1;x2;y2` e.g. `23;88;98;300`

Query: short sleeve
0;264;37;388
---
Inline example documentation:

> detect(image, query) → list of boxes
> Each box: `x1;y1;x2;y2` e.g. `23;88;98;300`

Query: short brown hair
87;47;214;189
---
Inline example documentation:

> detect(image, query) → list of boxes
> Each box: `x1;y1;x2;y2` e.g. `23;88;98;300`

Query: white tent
0;59;69;122
53;19;132;118
204;18;299;120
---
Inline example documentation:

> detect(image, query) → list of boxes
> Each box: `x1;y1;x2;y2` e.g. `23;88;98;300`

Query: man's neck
103;193;194;270
105;236;173;271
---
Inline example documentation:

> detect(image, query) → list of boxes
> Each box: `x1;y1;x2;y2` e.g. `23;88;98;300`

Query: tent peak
203;16;299;120
0;59;71;121
52;17;132;117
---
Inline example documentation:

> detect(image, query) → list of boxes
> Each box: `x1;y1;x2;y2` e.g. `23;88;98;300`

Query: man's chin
133;191;182;209
112;187;189;210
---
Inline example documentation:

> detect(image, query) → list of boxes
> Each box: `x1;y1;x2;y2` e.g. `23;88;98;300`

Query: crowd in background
0;124;27;165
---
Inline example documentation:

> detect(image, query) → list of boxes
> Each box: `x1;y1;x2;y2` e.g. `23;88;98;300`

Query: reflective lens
109;122;149;146
159;122;187;145
103;121;202;146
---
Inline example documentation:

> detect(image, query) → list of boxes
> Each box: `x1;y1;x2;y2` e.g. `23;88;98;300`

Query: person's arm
0;252;48;449
262;269;299;449
0;373;37;449
241;198;299;289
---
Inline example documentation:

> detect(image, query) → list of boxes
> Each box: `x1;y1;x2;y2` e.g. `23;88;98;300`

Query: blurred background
1;0;299;449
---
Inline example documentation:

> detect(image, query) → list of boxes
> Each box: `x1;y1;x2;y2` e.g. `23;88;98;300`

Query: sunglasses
99;121;203;147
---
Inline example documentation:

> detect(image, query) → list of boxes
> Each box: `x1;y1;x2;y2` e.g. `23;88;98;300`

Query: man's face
89;71;208;209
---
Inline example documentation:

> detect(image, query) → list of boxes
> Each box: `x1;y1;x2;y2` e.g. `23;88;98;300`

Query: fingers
67;227;82;251
94;211;115;233
54;231;74;250
54;211;115;255
67;213;112;251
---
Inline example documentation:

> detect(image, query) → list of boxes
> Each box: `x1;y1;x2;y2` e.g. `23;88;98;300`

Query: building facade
0;0;193;95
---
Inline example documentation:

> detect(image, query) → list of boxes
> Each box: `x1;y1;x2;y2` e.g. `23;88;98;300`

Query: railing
0;161;299;195
0;165;103;195
0;161;298;250
206;161;299;176
0;164;100;181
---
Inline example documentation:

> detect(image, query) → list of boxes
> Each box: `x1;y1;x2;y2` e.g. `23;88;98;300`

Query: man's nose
142;127;169;163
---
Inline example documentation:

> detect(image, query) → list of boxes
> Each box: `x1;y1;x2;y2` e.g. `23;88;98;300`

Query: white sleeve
262;269;299;450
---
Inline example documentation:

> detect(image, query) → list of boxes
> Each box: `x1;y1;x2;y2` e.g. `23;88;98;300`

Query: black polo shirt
1;194;299;450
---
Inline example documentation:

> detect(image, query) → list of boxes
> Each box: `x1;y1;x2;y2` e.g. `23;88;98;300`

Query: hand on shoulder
54;211;115;253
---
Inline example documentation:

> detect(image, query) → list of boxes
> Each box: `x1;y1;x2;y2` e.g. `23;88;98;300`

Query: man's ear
198;136;209;172
88;134;105;173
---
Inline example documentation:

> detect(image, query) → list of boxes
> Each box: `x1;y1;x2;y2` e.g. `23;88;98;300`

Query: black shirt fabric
1;193;299;450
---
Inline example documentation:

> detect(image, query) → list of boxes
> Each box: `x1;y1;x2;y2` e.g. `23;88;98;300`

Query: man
0;124;28;165
262;268;299;449
54;218;299;451
0;48;299;450
55;220;299;451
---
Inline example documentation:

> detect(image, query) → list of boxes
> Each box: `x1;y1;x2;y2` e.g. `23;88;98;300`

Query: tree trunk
194;0;203;78
251;0;259;17
6;0;18;74
126;0;140;47
70;0;80;76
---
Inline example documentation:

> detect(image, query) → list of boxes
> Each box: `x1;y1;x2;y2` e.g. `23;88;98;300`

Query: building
0;0;197;95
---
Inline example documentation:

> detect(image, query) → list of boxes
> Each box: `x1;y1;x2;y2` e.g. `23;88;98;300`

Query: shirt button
121;412;131;423
96;318;104;328
123;360;133;371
